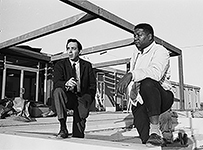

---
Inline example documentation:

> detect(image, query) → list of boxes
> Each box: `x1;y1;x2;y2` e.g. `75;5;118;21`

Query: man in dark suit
53;39;96;138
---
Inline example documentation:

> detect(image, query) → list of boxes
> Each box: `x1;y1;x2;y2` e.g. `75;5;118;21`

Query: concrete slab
0;133;161;150
0;111;203;150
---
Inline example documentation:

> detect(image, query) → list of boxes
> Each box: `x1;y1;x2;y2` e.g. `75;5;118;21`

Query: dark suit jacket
53;58;96;106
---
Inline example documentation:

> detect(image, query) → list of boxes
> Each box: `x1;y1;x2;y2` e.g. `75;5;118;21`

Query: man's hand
117;72;132;94
65;77;77;91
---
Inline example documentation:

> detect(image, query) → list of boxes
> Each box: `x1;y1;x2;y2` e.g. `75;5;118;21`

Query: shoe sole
55;135;69;139
146;140;164;147
146;143;158;147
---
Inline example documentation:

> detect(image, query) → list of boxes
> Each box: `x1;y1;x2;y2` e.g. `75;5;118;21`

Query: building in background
0;46;49;104
0;45;200;111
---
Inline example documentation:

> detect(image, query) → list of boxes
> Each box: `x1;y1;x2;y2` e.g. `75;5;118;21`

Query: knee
140;78;155;91
53;88;64;96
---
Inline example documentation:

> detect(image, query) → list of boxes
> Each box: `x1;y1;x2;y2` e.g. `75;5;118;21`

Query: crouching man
117;23;174;146
53;39;96;138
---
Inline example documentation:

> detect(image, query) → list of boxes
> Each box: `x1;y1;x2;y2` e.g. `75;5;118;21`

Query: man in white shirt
117;23;174;146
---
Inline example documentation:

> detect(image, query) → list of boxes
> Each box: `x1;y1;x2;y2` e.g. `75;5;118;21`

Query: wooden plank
81;38;134;55
51;36;179;62
51;38;134;61
96;67;126;74
0;13;97;50
154;37;181;55
93;58;130;68
60;0;135;33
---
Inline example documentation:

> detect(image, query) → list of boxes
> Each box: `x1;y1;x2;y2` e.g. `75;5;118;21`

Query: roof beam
95;67;126;74
51;36;179;61
0;13;97;50
81;38;134;55
60;0;181;55
93;58;130;68
51;38;134;61
60;0;135;34
155;37;181;56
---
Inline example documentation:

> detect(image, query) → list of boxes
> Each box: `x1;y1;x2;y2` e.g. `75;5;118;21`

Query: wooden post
113;72;117;109
44;63;48;104
178;52;185;110
35;62;40;102
20;70;24;98
1;56;6;99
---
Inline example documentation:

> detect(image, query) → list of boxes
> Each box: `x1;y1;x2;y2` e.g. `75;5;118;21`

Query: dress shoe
56;129;69;139
146;133;164;146
173;132;188;146
42;110;56;117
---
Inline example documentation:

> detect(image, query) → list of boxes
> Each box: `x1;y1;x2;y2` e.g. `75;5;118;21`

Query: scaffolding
0;0;185;110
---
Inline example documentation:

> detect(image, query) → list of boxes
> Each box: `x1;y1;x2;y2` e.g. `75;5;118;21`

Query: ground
0;111;203;150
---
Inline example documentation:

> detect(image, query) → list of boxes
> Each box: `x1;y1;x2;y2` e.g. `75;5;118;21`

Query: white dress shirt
128;41;172;106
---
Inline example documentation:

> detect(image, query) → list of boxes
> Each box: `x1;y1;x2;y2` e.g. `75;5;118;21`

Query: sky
0;0;203;102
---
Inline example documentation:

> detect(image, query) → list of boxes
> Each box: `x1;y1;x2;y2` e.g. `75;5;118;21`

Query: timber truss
0;0;185;109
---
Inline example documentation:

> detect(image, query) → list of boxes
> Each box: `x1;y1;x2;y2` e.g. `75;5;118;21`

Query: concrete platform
0;111;203;150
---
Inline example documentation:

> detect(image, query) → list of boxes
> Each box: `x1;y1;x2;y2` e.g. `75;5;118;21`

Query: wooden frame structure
0;0;185;110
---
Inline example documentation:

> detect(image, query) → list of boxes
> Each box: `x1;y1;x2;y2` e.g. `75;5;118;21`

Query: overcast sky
0;0;203;102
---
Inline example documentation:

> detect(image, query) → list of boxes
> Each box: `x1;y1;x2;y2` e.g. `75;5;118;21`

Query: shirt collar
141;41;155;54
69;59;80;66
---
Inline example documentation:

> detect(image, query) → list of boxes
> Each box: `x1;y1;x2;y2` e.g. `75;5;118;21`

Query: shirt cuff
129;71;135;81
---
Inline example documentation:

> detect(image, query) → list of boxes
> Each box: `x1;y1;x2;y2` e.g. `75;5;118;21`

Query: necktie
72;63;77;92
72;63;77;79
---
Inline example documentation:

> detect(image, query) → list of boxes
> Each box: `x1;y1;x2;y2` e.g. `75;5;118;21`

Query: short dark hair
66;38;82;51
134;23;154;38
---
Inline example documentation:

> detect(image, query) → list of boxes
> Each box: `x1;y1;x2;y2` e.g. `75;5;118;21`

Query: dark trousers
53;88;89;138
131;78;174;144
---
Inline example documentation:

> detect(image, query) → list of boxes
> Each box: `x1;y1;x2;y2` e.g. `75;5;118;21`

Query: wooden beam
51;38;134;61
154;37;181;55
61;0;181;56
60;0;135;34
93;58;130;68
0;13;97;50
81;38;134;55
51;36;179;62
178;53;185;110
95;67;126;74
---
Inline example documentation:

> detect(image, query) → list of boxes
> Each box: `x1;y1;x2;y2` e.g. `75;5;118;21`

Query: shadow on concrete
114;113;134;128
86;130;141;144
16;130;58;136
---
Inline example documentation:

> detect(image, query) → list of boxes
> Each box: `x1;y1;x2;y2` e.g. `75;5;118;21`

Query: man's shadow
85;113;142;144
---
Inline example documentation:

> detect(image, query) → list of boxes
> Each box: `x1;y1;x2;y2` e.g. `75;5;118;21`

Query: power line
180;45;203;49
